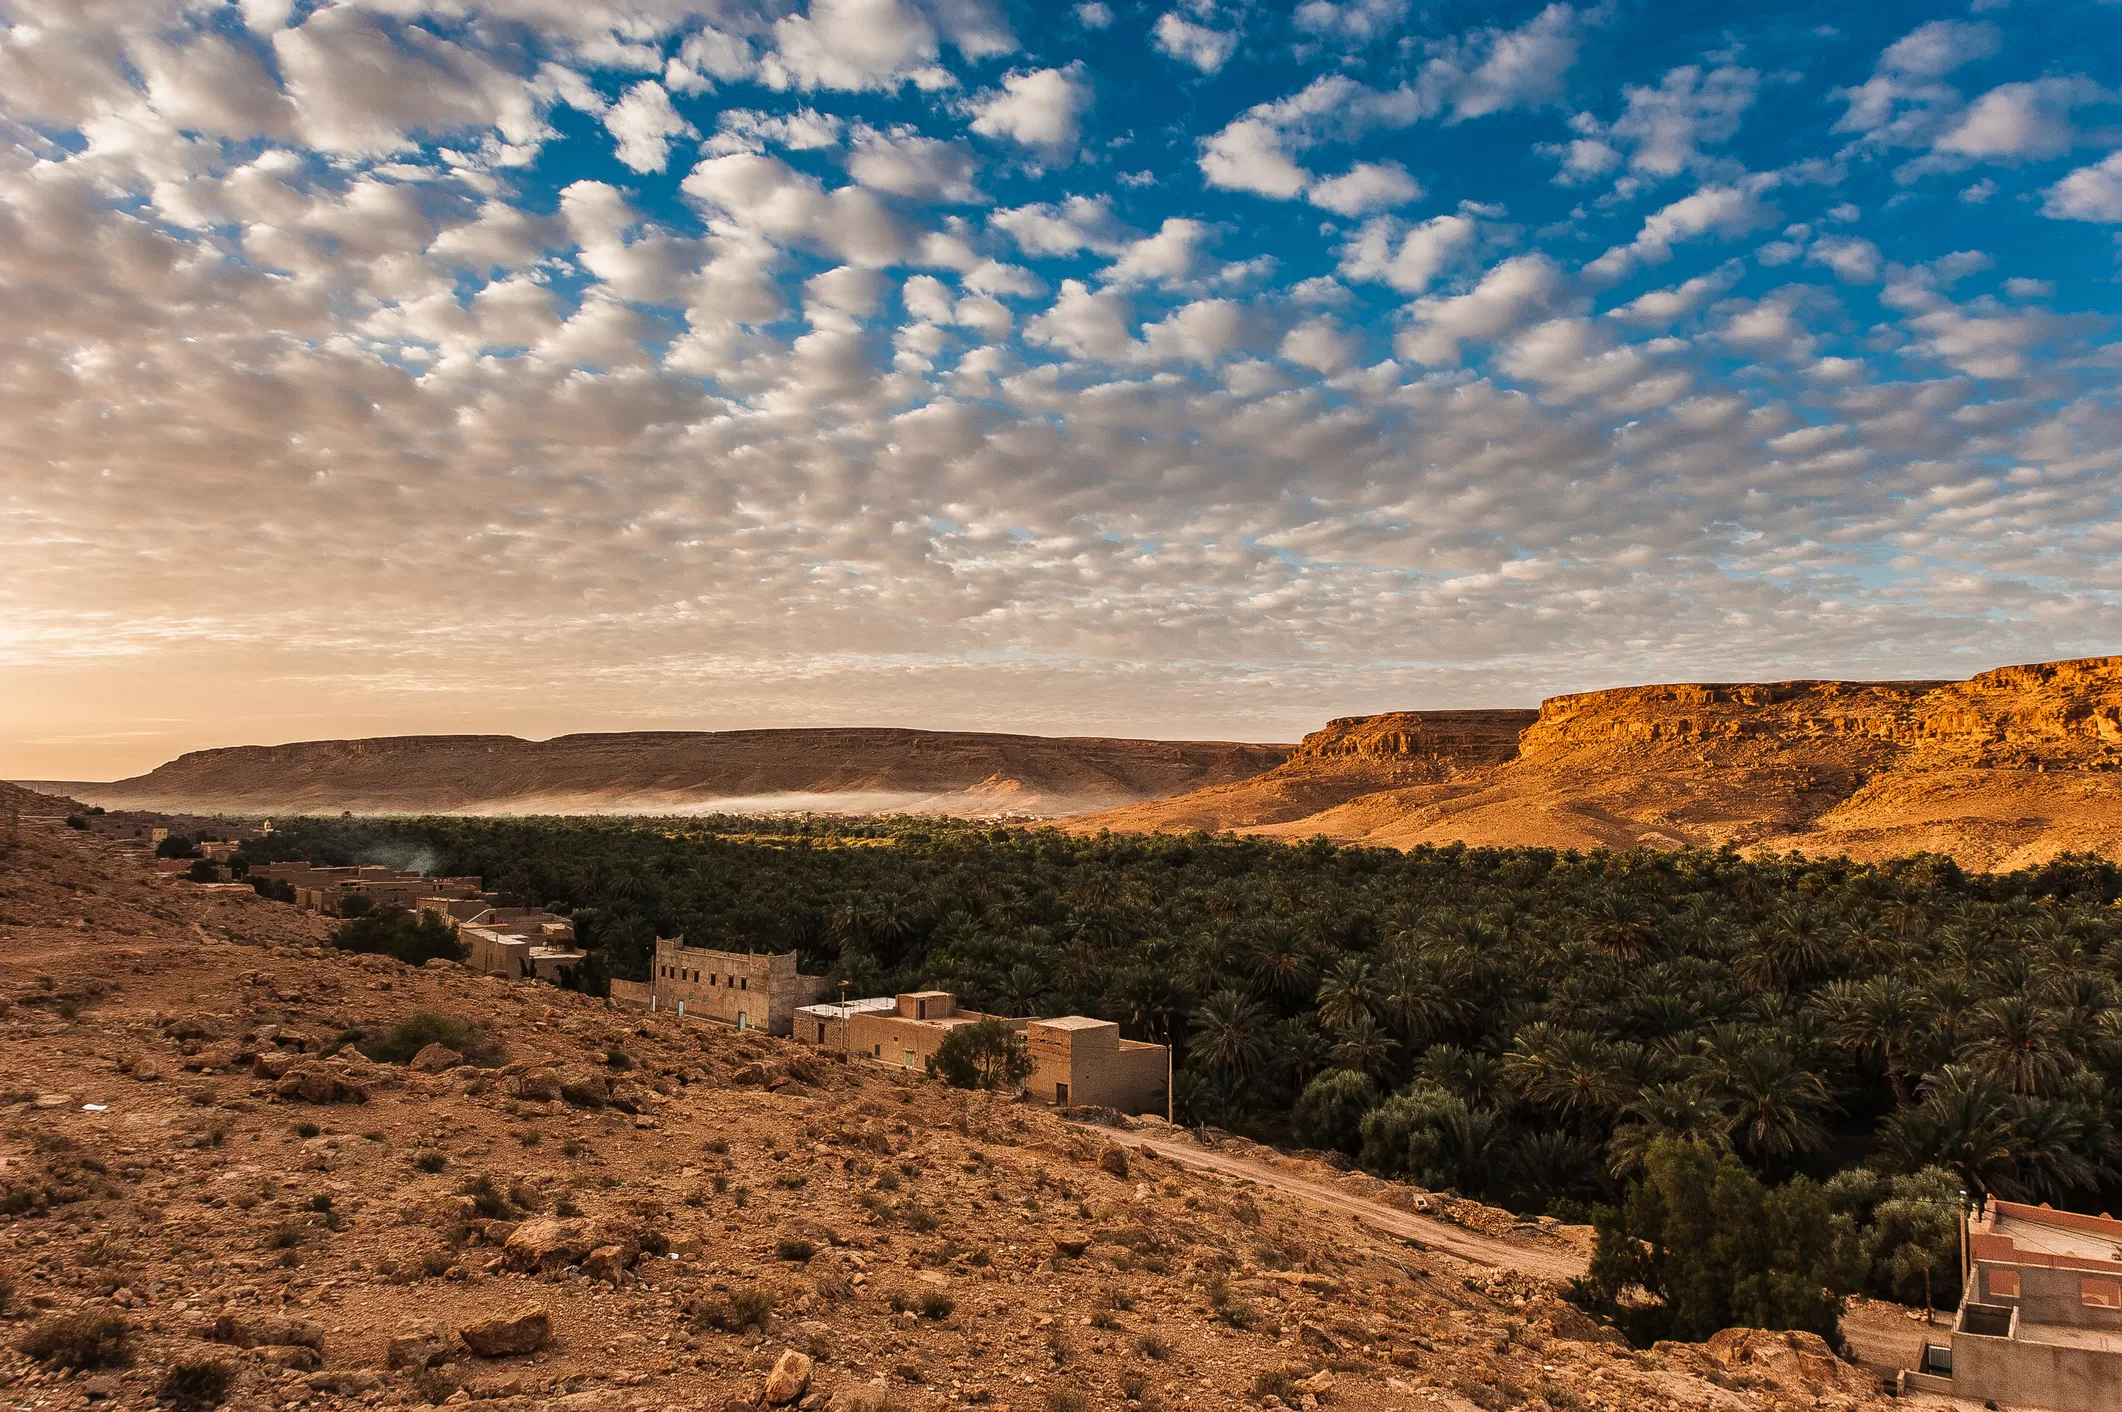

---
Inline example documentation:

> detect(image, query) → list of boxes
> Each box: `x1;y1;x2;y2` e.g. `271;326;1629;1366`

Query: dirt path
1089;1125;1590;1284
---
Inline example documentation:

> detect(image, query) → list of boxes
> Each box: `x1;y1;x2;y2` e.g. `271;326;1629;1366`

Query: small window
2085;1277;2122;1309
1989;1269;2021;1300
873;1044;881;1057
741;977;748;991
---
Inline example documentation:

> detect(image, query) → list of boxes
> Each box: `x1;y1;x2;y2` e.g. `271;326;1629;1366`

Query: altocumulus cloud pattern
3;0;2122;763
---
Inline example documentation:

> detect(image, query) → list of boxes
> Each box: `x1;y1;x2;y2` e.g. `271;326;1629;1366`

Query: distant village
74;807;1170;1118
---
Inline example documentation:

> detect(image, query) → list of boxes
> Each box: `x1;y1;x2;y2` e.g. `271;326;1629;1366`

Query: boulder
387;1324;451;1370
1700;1328;1874;1395
1052;1232;1092;1258
1298;1322;1348;1357
209;1313;326;1351
511;1068;562;1102
458;1304;551;1357
127;1056;166;1082
274;1066;368;1105
502;1218;595;1273
252;1344;322;1371
252;1052;296;1080
581;1245;632;1284
307;1369;384;1394
763;1349;813;1406
410;1043;463;1074
1098;1145;1130;1179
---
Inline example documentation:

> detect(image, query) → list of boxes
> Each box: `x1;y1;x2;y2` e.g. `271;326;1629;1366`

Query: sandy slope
0;783;1909;1412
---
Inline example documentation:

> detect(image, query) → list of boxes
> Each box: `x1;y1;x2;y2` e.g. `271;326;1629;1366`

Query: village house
614;936;834;1036
248;862;485;916
795;989;1170;1117
459;907;586;984
1900;1199;2122;1412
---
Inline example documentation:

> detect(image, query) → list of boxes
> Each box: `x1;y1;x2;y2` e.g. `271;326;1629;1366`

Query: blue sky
2;0;2121;776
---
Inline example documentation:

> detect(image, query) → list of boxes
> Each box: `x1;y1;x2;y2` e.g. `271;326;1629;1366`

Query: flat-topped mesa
1516;657;2122;767
1285;710;1538;774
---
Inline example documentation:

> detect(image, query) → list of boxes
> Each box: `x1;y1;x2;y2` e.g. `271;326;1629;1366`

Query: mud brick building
1901;1199;2122;1412
460;907;586;984
635;937;834;1036
797;990;1169;1117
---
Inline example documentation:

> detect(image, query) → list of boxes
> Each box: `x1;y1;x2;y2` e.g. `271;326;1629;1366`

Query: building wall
1025;1019;1168;1114
1974;1258;2122;1331
610;978;653;1008
649;939;830;1036
1950;1327;2122;1412
845;1010;992;1071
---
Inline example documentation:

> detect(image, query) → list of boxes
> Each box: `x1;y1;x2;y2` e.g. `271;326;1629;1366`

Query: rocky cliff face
1074;657;2122;869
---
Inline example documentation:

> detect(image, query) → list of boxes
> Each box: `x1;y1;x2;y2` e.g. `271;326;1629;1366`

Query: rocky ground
0;786;1941;1412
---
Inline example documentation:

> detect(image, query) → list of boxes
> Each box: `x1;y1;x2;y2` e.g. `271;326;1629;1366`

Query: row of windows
657;964;747;989
1986;1268;2122;1308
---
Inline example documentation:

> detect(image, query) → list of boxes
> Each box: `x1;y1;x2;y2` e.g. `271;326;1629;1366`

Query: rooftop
1984;1201;2122;1266
1031;1015;1116;1031
798;997;898;1019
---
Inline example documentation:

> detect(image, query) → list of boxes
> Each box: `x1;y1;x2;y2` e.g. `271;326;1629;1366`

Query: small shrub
1098;1283;1136;1312
158;1357;236;1412
1135;1333;1172;1360
359;1011;500;1066
1045;1393;1089;1412
518;1128;541;1147
776;1237;817;1262
1251;1371;1300;1403
901;1202;939;1232
918;1291;955;1320
420;1250;455;1278
692;1286;776;1333
1045;1326;1072;1364
704;1139;729;1154
293;1121;320;1139
18;1312;131;1369
1089;1308;1122;1330
604;1046;634;1070
412;1150;447;1174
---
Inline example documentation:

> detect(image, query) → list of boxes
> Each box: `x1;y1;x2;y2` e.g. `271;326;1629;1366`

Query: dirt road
1091;1126;1590;1284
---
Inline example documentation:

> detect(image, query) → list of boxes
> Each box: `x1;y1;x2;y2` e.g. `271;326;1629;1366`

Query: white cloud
604;81;694;174
1153;12;1240;74
846;124;981;200
968;65;1091;153
1101;218;1215;289
706;108;846;155
1585;179;1778;283
2043;150;2122;222
1398;253;1571;365
1294;0;1409;44
1933;79;2101;163
1199;116;1316;198
1024;278;1138;360
762;0;953;93
991;195;1130;257
1074;3;1114;29
681;152;915;267
1307;161;1422;216
1422;2;1584;122
1806;235;1883;284
1572;63;1758;181
1280;316;1356;373
1338;213;1476;293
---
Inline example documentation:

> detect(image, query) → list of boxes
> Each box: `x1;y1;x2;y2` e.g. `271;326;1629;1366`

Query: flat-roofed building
1901;1199;2122;1412
799;990;1169;1116
461;908;585;984
643;937;832;1036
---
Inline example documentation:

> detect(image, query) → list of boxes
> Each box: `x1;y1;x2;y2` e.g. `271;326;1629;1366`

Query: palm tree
1503;1023;1633;1131
1244;924;1317;1003
1328;1011;1399;1078
1606;1082;1732;1178
1879;1066;2019;1199
1191;989;1269;1080
1700;1042;1831;1164
1960;995;2067;1098
1816;975;1928;1108
1315;956;1380;1034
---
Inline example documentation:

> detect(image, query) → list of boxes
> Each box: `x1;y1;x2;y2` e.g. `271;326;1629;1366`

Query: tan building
1901;1199;2122;1412
643;937;832;1036
250;862;485;916
461;908;586;984
801;990;1169;1116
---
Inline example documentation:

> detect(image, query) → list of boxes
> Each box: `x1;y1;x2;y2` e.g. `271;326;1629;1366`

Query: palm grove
249;816;2122;1343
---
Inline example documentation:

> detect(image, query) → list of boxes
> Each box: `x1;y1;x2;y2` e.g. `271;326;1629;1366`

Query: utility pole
839;979;851;1063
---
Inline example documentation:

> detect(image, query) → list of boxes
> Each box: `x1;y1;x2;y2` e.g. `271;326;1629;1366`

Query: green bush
328;907;465;967
352;1011;499;1066
926;1017;1033;1092
1293;1069;1377;1154
1580;1138;1860;1346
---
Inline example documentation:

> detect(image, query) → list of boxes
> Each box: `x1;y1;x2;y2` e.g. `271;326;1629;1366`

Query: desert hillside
0;784;1912;1412
79;731;1292;820
1073;657;2122;870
